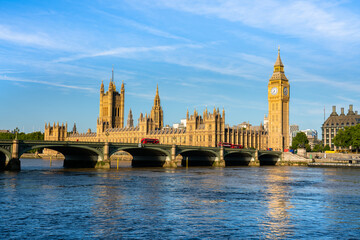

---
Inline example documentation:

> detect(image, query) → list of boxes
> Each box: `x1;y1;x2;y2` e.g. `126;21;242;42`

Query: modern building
45;50;288;150
289;124;299;146
322;105;360;149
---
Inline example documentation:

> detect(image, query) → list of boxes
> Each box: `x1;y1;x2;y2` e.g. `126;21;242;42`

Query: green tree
333;128;351;149
312;144;323;152
323;144;330;151
291;132;309;150
0;131;44;140
333;125;360;153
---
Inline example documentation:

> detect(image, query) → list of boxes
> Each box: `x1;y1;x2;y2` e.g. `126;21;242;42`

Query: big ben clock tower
268;48;290;151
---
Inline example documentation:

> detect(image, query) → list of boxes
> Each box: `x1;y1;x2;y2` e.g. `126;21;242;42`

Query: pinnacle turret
270;47;288;81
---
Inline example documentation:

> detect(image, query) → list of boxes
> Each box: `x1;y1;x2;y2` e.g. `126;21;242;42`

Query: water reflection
262;167;294;239
2;160;360;239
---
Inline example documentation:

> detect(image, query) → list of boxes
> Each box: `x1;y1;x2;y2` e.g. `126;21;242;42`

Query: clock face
283;87;288;96
271;87;278;95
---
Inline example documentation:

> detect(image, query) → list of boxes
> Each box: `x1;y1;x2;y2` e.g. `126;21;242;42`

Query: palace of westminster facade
45;50;290;151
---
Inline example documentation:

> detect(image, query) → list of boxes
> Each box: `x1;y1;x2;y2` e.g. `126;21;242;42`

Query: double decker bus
217;142;232;148
141;138;160;144
231;144;243;149
218;142;244;149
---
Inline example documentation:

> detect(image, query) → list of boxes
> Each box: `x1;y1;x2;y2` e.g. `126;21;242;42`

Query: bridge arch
20;144;104;168
0;147;11;170
258;153;280;166
178;149;219;166
224;152;253;166
110;147;171;167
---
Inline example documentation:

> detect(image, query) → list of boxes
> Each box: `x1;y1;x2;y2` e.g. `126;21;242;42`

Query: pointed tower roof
274;46;284;67
127;108;134;127
100;80;104;92
270;47;288;81
153;84;160;106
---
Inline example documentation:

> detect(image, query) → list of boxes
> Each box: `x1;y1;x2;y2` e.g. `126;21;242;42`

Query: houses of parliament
45;50;290;151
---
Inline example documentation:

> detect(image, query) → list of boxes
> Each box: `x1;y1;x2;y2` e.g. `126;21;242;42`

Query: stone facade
45;51;287;150
267;48;290;151
322;105;360;149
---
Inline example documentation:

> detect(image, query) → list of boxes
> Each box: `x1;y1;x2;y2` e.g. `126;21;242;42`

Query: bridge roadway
0;140;282;171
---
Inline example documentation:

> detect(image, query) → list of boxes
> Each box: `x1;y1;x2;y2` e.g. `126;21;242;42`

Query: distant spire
154;84;160;106
72;123;77;134
274;46;284;67
127;109;134;128
100;80;104;92
112;65;114;82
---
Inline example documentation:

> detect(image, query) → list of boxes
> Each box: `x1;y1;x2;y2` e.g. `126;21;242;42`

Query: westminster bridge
0;140;282;171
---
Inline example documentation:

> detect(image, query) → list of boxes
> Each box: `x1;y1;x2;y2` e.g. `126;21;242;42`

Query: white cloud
0;75;96;92
91;8;191;42
53;44;202;63
155;0;360;43
0;24;66;49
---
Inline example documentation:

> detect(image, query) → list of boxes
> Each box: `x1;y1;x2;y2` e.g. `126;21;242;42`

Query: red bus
218;142;232;148
231;144;243;149
141;138;160;144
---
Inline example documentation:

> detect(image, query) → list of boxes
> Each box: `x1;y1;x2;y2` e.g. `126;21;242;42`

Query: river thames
1;159;360;239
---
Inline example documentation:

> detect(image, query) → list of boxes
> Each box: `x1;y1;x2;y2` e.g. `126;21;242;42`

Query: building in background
300;129;319;148
322;105;360;150
289;124;299;146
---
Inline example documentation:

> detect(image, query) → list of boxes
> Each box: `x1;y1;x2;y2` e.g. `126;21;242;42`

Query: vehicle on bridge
231;144;243;149
141;138;160;144
218;142;232;148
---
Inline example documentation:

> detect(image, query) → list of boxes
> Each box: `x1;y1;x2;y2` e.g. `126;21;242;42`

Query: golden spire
274;46;284;68
154;84;160;106
108;79;113;91
100;80;104;93
270;47;288;81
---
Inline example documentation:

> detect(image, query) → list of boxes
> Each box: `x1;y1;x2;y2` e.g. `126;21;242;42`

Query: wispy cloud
53;44;202;63
336;95;357;103
155;0;360;43
0;24;65;49
0;75;95;92
291;71;360;93
91;8;191;42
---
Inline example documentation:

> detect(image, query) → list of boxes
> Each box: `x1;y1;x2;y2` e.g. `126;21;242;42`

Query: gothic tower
97;67;125;133
150;84;163;130
127;109;134;128
268;48;290;151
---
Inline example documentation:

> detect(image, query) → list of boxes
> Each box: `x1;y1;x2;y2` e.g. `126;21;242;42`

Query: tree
323;145;330;151
333;125;360;153
0;131;44;140
312;144;323;152
333;128;351;149
291;132;309;150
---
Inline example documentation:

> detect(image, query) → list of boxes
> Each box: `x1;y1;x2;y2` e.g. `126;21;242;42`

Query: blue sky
1;0;360;137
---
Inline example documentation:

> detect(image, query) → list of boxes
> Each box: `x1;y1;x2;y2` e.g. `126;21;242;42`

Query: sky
1;0;360;138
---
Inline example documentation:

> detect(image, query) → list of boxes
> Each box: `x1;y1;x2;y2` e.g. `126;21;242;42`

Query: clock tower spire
268;48;290;151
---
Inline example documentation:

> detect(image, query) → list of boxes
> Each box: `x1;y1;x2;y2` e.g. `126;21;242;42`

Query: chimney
330;105;338;116
348;104;355;115
356;111;358;115
341;108;345;116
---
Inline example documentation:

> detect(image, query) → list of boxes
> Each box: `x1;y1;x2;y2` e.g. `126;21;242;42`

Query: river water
1;159;360;239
